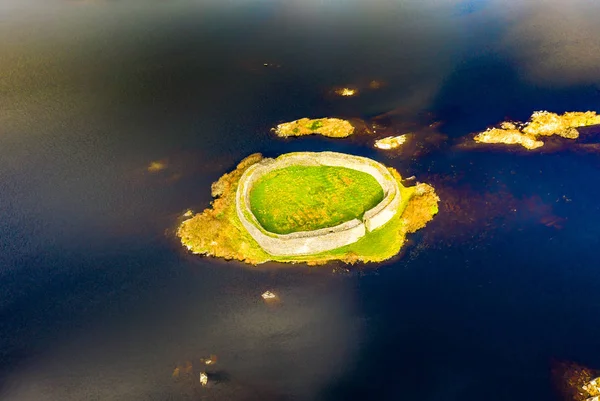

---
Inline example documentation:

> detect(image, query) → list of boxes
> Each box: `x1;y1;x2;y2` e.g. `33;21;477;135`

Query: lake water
2;1;600;400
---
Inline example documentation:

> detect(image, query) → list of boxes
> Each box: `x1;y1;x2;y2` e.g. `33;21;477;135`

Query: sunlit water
2;1;600;400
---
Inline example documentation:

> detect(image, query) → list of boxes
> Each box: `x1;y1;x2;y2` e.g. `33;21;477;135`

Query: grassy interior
249;165;384;234
276;181;417;264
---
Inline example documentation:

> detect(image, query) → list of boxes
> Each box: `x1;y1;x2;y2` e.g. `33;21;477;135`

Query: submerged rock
147;160;168;173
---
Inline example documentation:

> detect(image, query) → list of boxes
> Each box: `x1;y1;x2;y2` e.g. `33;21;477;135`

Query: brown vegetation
178;153;269;264
552;360;600;401
402;183;440;233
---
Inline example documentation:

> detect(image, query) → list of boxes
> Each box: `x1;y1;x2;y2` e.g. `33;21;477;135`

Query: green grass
277;184;416;263
240;176;416;264
249;165;384;234
308;120;324;130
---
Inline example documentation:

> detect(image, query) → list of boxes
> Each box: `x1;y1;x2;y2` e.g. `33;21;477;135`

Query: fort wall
235;152;401;256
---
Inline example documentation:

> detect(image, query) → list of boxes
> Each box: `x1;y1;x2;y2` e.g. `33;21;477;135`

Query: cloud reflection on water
494;0;600;87
1;264;362;400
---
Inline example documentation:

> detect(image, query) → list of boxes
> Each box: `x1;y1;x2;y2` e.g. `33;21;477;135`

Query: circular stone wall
235;151;401;256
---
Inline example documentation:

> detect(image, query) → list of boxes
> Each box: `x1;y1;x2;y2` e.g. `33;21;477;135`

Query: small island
474;111;600;150
474;122;544;150
273;118;355;138
177;152;439;265
374;135;408;150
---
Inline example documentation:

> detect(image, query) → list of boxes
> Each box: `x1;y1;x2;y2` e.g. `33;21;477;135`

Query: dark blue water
2;1;600;400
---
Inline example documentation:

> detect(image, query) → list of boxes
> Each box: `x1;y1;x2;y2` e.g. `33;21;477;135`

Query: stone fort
235;152;401;256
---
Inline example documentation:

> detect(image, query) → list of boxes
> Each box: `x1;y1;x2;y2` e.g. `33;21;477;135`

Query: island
177;151;439;265
273;118;355;138
374;134;408;150
474;111;600;149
